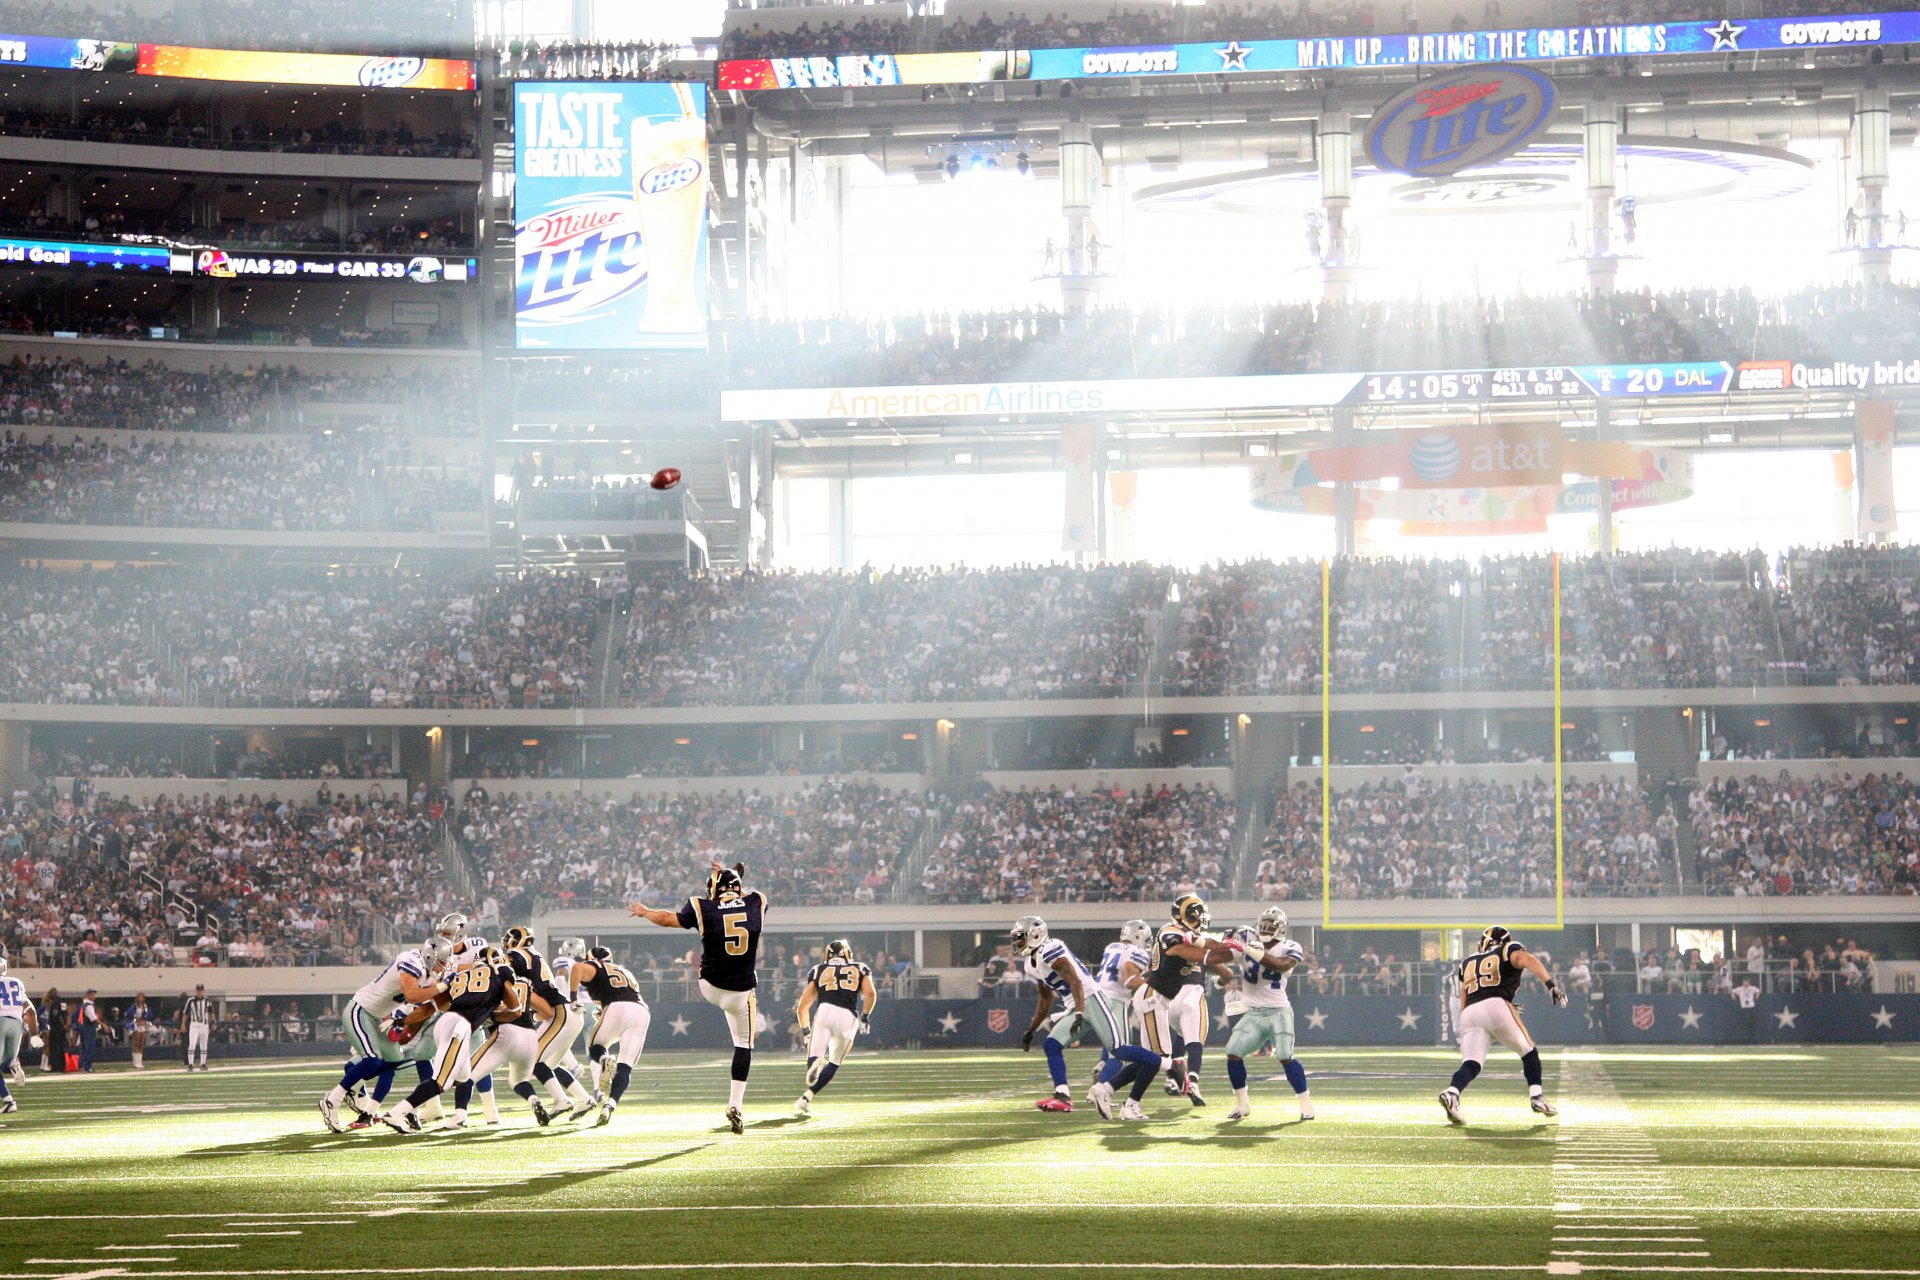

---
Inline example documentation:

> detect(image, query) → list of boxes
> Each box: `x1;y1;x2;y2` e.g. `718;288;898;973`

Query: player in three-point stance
380;945;525;1134
792;938;877;1115
567;945;651;1127
1223;906;1315;1121
1011;916;1168;1116
1439;925;1566;1125
629;862;766;1134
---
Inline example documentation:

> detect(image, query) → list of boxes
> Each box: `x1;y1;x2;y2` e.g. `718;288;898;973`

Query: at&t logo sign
1365;65;1558;178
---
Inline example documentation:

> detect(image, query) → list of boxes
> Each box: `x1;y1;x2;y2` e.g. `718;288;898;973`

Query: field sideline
1;1046;1916;1279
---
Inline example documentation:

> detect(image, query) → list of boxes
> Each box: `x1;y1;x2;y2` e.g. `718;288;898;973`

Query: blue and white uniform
1095;941;1150;1039
0;974;28;1080
348;948;438;1063
1026;939;1125;1051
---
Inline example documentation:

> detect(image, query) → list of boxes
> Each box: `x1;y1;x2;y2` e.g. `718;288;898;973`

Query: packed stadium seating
0;107;475;158
0;0;470;55
1689;772;1920;896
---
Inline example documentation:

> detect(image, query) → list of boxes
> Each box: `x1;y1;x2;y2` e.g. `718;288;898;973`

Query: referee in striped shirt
180;985;212;1071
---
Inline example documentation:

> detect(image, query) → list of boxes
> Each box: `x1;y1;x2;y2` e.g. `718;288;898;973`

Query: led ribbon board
0;33;474;88
716;10;1920;91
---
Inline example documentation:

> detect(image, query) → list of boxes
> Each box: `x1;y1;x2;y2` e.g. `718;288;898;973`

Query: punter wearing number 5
629;862;767;1134
1439;926;1566;1126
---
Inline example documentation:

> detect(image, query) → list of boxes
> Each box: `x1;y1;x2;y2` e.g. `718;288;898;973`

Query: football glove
1020;1029;1035;1051
858;1012;872;1033
1546;979;1568;1007
28;1034;43;1050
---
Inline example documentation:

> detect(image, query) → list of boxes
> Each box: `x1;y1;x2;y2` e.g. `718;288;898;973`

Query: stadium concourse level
716;0;1873;58
0;107;476;159
719;286;1920;390
0;358;476;434
6;549;1920;707
1;788;456;970
0;565;601;708
0;433;480;531
0;0;469;54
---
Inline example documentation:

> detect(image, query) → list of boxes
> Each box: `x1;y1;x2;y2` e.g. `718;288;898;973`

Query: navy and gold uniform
1144;925;1203;1000
581;959;643;1006
677;889;769;992
805;959;871;1012
578;948;650;1117
1457;941;1526;1009
447;961;512;1028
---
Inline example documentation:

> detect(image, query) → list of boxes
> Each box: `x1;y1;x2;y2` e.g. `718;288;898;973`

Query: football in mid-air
650;467;682;490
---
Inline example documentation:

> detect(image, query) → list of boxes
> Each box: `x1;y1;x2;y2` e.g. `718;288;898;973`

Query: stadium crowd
919;783;1233;903
0;0;469;54
1783;546;1920;685
1689;772;1920;896
494;37;691;80
0;107;475;159
0;565;602;709
622;569;847;706
1256;776;1672;900
1;788;454;969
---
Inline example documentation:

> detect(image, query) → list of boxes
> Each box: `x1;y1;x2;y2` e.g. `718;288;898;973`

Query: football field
1;1046;1916;1279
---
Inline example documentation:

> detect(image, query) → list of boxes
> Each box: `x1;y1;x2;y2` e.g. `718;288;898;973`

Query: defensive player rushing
792;939;877;1115
1141;894;1243;1107
1012;916;1169;1115
1223;907;1315;1121
1440;925;1566;1125
1086;920;1169;1121
319;935;453;1132
629;862;767;1134
501;927;599;1121
1;949;45;1113
567;944;651;1126
381;945;524;1133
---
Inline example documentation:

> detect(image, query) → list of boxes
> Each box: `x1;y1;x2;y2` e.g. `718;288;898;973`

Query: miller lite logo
638;158;703;196
1365;65;1558;178
358;56;425;88
514;193;647;328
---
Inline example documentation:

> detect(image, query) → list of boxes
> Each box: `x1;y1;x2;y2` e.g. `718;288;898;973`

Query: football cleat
1;1097;17;1114
347;1117;372;1131
794;1094;812;1116
345;1088;378;1119
531;1099;553;1127
442;1116;468;1131
1439;1088;1466;1125
1226;1104;1252;1121
595;1057;617;1098
1530;1096;1559;1117
1164;1076;1184;1096
726;1106;745;1134
381;1110;421;1135
1185;1077;1207;1108
1119;1100;1149;1121
318;1096;346;1133
1299;1097;1317;1120
1035;1095;1073;1112
568;1100;598;1123
1087;1081;1115;1120
1166;1058;1189;1096
595;1100;616;1128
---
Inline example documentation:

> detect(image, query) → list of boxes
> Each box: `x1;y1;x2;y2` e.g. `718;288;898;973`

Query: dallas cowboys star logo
936;1011;962;1034
1679;1006;1703;1029
1773;1006;1799;1030
1215;40;1251;71
1305;1008;1328;1030
1706;18;1744;50
1397;1007;1421;1030
668;1014;690;1036
1871;1005;1896;1030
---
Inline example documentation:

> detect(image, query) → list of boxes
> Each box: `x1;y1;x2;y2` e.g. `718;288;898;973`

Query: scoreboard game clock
1351;367;1590;405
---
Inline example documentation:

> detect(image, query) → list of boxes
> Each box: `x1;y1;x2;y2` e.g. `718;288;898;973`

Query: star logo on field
668;1015;690;1036
1773;1006;1799;1030
1397;1007;1421;1030
1679;1006;1703;1029
1216;40;1251;70
1706;18;1745;50
1305;1008;1328;1030
936;1011;962;1034
1871;1006;1896;1030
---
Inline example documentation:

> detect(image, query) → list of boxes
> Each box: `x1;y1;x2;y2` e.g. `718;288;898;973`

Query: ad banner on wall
513;82;710;351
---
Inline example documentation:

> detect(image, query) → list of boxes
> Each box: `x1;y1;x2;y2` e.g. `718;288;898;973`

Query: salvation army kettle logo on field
1365;64;1558;178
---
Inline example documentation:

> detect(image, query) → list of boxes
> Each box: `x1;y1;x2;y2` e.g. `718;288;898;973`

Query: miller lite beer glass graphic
513;81;709;350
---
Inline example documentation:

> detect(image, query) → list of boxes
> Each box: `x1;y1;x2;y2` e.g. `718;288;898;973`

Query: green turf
1;1046;1916;1278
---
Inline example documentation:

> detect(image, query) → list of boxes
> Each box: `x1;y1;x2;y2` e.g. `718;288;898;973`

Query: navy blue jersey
806;960;870;1012
579;959;643;1006
508;946;565;1009
447;961;514;1028
676;890;768;992
1458;941;1526;1008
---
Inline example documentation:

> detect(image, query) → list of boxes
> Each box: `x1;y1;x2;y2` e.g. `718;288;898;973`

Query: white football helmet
1256;906;1289;942
555;937;587;960
1009;915;1049;954
435;912;469;940
1119;919;1152;948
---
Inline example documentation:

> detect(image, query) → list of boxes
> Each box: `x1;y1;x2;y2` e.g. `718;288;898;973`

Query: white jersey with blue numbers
353;948;431;1011
0;975;26;1021
1023;939;1095;1002
1238;938;1306;1008
551;954;588;1005
1095;942;1149;1003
